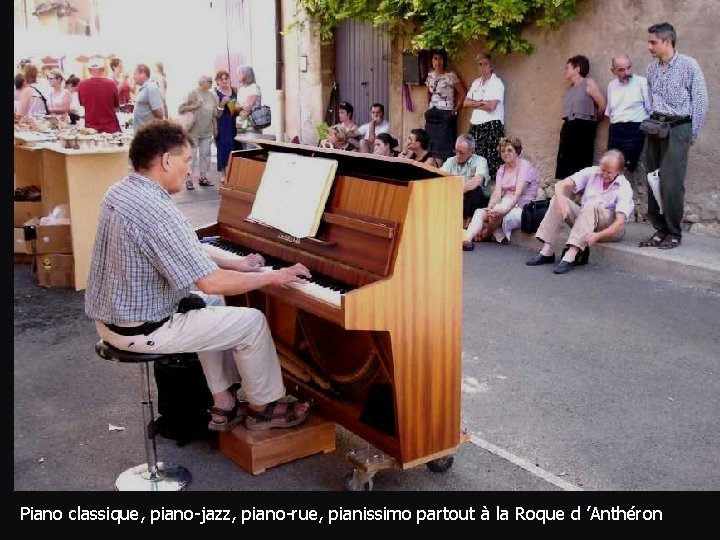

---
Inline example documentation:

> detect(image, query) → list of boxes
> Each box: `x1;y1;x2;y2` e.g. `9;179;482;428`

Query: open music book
249;152;338;238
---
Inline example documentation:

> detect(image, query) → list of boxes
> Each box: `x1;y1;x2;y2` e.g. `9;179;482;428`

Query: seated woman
372;132;399;157
462;136;538;250
323;124;359;151
399;128;443;167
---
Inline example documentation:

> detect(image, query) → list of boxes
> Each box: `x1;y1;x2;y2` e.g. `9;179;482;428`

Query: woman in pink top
463;136;538;249
47;69;72;122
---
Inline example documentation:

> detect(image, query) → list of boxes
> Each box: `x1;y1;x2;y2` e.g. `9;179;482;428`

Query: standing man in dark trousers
639;22;708;250
605;54;652;220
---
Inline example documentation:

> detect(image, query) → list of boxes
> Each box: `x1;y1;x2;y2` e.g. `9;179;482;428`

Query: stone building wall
286;0;718;236
391;0;719;236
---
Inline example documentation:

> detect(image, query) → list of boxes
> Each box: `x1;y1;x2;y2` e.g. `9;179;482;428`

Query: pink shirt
571;166;635;220
495;158;538;208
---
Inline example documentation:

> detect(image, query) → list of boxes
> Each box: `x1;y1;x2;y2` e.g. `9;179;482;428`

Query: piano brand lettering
279;232;301;244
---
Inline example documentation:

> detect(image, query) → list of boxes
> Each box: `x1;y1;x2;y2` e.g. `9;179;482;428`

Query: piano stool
94;340;192;491
218;412;336;475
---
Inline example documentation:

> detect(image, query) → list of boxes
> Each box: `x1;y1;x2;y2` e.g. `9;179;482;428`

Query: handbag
249;104;271;129
176;110;195;131
639;117;670;139
520;199;550;234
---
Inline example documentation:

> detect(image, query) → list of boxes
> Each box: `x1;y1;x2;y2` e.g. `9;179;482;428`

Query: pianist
85;119;312;431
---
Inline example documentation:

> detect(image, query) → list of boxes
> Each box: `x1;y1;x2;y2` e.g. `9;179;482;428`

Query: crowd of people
318;21;707;268
14;56;269;189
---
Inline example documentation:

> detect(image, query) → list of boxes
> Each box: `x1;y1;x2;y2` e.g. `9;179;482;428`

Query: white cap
87;57;104;70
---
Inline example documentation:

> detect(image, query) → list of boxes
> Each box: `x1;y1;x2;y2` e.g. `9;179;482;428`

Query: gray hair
601;149;626;170
456;133;476;152
198;75;212;85
237;65;256;84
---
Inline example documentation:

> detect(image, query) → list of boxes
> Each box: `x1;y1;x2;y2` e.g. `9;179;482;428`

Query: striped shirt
84;172;217;324
646;52;708;138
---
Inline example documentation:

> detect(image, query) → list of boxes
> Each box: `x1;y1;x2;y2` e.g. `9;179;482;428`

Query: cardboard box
35;254;75;288
33;224;73;254
14;201;44;227
14;227;34;254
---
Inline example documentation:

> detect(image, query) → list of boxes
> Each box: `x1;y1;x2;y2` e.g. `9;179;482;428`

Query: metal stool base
115;461;191;491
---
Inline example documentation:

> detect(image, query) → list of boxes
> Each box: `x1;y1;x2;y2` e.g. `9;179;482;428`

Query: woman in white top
424;49;466;162
235;65;262;143
463;52;505;182
46;69;72;122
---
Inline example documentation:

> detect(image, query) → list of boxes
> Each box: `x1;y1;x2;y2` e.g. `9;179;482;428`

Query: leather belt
104;316;170;336
651;113;691;125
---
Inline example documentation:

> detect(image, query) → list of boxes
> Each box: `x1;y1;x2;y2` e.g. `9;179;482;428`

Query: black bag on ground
521;199;551;234
153;353;213;446
153;293;213;446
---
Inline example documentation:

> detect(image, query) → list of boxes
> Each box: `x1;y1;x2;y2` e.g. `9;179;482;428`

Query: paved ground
13;164;720;493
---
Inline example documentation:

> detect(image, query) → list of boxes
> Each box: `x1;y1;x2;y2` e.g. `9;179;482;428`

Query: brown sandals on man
638;233;665;247
208;400;248;432
244;399;311;431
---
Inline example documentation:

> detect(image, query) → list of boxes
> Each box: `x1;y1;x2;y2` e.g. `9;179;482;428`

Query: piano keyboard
202;238;350;307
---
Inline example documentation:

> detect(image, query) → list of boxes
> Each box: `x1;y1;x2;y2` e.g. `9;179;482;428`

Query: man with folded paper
525;150;633;275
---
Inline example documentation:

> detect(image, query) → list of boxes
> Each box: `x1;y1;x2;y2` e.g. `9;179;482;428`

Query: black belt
651;113;691;125
104;316;171;336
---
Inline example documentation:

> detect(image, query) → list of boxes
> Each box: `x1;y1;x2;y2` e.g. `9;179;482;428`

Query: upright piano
197;140;464;470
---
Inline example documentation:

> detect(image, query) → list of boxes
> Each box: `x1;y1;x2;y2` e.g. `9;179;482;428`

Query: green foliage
316;121;329;140
292;0;577;56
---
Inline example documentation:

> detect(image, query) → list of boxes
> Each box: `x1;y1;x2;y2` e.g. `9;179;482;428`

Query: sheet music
249;152;338;238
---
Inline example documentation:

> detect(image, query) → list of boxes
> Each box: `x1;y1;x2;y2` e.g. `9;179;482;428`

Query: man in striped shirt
639;22;708;250
85;119;312;432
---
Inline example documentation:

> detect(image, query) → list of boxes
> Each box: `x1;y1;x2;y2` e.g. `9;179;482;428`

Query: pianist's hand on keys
272;263;312;287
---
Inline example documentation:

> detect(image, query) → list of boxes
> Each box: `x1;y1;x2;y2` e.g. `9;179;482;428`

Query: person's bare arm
463;173;485;193
586;78;606;120
552;178;577;219
208;251;265;273
195;263;311;296
585;212;626;245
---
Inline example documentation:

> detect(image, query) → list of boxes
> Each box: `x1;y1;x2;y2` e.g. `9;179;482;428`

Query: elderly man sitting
441;134;490;225
526;149;634;274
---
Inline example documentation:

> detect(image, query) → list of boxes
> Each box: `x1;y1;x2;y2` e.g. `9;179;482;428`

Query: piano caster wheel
426;455;454;473
342;470;374;491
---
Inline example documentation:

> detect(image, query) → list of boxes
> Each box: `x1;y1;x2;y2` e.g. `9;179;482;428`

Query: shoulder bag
520;198;550;234
639;117;670;139
176;90;198;131
249;104;271;129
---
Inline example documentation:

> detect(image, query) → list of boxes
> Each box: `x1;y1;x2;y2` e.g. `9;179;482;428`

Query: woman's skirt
424;107;456;162
469;119;505;181
555;118;597;179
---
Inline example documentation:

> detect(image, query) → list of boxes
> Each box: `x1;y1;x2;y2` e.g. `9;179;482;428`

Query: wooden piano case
199;141;464;471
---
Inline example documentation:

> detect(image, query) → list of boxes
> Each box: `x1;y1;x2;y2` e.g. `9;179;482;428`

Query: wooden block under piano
218;413;336;475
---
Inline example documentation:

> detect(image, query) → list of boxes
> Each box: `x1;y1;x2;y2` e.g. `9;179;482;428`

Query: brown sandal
244;400;310;431
638;233;665;247
208;400;248;432
199;177;215;187
657;237;681;250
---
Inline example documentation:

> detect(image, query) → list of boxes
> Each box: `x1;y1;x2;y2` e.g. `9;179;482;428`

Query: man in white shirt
356;103;390;152
605;54;652;172
605;54;652;220
526;150;634;274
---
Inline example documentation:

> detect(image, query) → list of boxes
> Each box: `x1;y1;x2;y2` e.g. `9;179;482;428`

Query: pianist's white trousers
96;293;285;406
